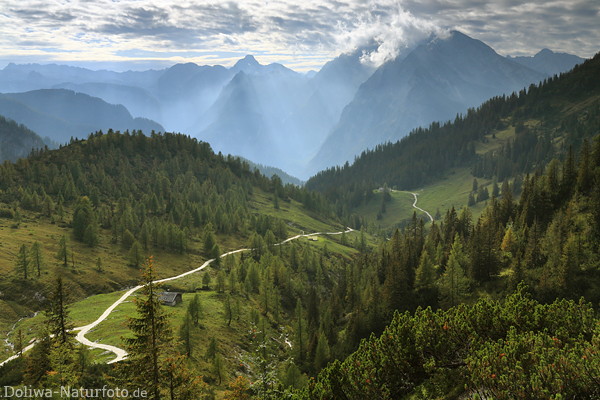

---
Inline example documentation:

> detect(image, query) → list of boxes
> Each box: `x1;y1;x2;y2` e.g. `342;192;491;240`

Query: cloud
0;0;597;72
333;3;446;67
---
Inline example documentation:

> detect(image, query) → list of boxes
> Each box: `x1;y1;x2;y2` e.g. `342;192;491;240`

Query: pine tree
202;272;211;290
179;313;192;357
205;336;218;361
415;250;436;289
16;244;29;279
224;294;233;327
30;241;43;277
217;270;226;293
163;354;207;399
576;138;593;194
212;244;222;266
212;353;225;385
23;327;52;385
187;294;202;326
96;256;104;273
72;196;98;246
313;328;330;371
128;240;144;268
294;299;306;365
468;192;476;206
56;235;69;268
204;229;216;256
15;328;23;356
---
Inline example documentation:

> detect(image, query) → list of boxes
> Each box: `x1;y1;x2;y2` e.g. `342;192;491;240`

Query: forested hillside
307;52;600;220
0;131;333;342
1;54;599;399
0;130;377;397
298;119;600;399
0;115;46;162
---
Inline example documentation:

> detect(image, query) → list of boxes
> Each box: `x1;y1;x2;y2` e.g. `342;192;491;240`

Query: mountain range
0;31;584;178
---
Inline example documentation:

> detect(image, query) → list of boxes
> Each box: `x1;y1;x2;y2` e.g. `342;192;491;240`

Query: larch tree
30;241;43;277
16;244;29;279
56;235;69;268
438;234;470;308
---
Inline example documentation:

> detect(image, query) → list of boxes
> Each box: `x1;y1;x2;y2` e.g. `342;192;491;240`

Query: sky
0;0;598;72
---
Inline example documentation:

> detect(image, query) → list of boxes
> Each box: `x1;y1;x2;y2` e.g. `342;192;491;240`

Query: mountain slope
310;31;546;174
53;82;162;121
282;50;375;171
0;115;46;162
307;51;600;216
198;57;312;172
509;48;585;76
152;63;232;132
0;89;163;144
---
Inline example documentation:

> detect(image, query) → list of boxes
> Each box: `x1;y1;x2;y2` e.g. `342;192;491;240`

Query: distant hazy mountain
0;89;163;144
508;49;585;77
0;43;583;179
152;63;232;133
0;63;162;93
198;56;312;172
310;48;376;121
281;49;375;167
240;157;304;186
53;82;162;120
0;115;46;162
310;31;547;174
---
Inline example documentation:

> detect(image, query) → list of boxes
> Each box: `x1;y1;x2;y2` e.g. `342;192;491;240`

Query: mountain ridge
308;31;548;175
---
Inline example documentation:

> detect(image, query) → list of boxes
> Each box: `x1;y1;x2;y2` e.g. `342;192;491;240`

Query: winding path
1;227;354;367
407;192;434;223
389;190;434;223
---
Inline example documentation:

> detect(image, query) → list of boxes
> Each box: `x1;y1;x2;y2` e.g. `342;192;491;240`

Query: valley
0;7;598;397
0;32;583;179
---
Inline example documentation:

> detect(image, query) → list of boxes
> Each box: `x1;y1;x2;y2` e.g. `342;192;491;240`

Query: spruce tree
124;256;173;399
46;276;73;345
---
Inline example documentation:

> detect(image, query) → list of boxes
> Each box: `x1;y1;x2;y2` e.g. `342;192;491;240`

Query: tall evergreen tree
46;276;73;345
128;240;144;268
294;299;306;366
30;241;43;277
123;256;174;400
179;313;192;357
16;244;29;279
23;327;52;385
438;235;470;308
187;294;202;326
56;235;69;268
72;196;98;246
